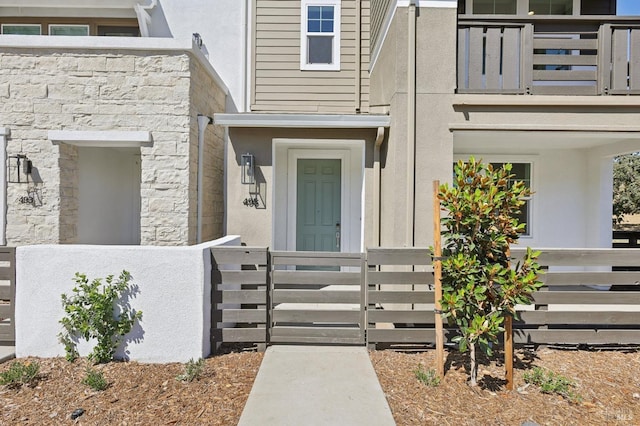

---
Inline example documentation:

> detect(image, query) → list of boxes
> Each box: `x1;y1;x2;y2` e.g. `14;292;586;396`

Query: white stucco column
586;151;613;248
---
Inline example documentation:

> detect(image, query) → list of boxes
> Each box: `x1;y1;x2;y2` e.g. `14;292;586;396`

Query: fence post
433;181;445;378
505;248;513;391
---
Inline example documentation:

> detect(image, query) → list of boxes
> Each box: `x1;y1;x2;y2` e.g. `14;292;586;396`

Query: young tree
613;153;640;225
438;158;542;386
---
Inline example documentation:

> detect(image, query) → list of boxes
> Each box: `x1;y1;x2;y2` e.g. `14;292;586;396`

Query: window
472;0;517;14
1;24;41;35
49;25;89;36
529;0;573;15
490;162;532;236
301;0;341;71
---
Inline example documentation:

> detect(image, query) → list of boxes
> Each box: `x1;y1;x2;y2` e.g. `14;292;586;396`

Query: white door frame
287;149;350;252
273;138;364;253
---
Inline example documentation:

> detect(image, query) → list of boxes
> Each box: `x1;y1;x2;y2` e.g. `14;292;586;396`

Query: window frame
460;0;582;16
1;24;42;35
300;0;341;71
48;24;90;36
453;155;536;238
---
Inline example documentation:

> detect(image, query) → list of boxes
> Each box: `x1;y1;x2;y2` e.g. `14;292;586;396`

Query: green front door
296;159;341;252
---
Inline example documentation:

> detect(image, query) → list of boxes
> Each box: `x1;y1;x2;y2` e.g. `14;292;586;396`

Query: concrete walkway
238;346;395;426
0;345;15;363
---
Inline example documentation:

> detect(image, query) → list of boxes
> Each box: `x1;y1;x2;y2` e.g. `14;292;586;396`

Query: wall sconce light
241;153;255;185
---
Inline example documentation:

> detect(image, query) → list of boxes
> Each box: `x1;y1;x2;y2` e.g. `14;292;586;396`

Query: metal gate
269;251;365;345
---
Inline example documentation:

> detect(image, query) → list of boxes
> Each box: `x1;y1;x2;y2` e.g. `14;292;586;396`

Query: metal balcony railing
457;15;640;95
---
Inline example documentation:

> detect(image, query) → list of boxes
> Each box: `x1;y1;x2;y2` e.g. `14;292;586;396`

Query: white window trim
453;154;536;239
48;24;90;36
300;0;341;71
1;24;41;35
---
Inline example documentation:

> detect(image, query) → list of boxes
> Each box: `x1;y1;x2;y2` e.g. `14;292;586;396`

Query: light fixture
241;153;255;185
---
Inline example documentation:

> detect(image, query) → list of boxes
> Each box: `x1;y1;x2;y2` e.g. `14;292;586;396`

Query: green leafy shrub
176;358;205;383
414;364;440;387
524;366;581;402
82;367;109;391
437;158;543;386
0;361;40;388
59;270;142;364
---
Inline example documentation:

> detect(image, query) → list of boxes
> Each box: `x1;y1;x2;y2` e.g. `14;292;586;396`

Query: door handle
336;222;340;249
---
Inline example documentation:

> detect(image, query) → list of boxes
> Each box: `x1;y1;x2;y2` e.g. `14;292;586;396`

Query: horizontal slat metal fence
270;251;365;345
211;247;269;347
366;248;437;345
0;247;16;345
212;247;640;348
510;248;640;345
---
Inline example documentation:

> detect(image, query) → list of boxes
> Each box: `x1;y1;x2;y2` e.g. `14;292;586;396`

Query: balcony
457;15;640;95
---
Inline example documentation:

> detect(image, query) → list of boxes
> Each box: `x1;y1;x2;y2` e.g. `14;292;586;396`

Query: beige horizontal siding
370;0;391;51
253;0;370;113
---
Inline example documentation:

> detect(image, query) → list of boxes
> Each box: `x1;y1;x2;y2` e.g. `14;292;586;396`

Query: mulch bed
2;346;639;425
0;348;263;425
370;347;640;425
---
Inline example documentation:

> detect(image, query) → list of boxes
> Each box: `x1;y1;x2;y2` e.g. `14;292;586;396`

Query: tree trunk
470;343;478;386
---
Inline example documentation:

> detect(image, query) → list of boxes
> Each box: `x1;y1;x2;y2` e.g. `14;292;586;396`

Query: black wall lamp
241;153;255;185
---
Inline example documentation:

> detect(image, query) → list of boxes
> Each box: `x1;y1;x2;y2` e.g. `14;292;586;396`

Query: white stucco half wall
15;235;240;363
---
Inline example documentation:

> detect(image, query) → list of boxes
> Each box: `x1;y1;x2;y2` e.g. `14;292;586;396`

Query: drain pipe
197;114;213;243
406;1;417;247
373;126;385;247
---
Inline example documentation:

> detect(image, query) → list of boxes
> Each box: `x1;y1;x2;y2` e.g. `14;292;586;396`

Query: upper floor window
49;25;90;36
0;18;139;36
301;0;341;71
459;0;616;15
1;24;41;35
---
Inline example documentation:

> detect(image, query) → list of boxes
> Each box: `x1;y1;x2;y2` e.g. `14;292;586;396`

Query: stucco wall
226;127;377;248
15;235;240;363
0;47;226;246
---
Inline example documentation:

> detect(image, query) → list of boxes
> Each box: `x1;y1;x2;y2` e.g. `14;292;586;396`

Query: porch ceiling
453;129;640;157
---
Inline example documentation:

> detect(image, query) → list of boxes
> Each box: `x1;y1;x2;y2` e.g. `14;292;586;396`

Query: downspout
406;1;417;247
354;0;362;112
373;126;385;247
134;0;157;37
197;115;213;243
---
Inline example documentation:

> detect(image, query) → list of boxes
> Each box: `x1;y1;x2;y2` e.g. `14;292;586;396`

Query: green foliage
82;367;109;391
0;361;40;388
613;153;640;225
523;366;581;402
59;270;142;364
176;358;205;383
414;364;440;387
437;158;543;385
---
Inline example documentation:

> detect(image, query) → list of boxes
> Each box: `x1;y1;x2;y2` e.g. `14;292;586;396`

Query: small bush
414;364;440;387
0;361;40;388
524;366;581;402
176;358;205;383
82;368;109;391
59;270;142;364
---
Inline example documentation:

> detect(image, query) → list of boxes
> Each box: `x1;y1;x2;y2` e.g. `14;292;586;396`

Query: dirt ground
1;346;639;425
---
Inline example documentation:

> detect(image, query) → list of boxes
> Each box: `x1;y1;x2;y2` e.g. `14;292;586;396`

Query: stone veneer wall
189;57;226;242
0;48;226;246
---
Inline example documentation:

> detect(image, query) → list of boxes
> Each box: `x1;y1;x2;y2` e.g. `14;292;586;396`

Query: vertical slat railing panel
0;247;16;345
630;28;640;91
599;23;612;94
502;27;521;90
611;27;629;92
484;27;502;90
468;26;485;90
457;26;468;90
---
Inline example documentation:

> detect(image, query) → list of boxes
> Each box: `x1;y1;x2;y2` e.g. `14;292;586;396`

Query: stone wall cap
48;130;152;147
